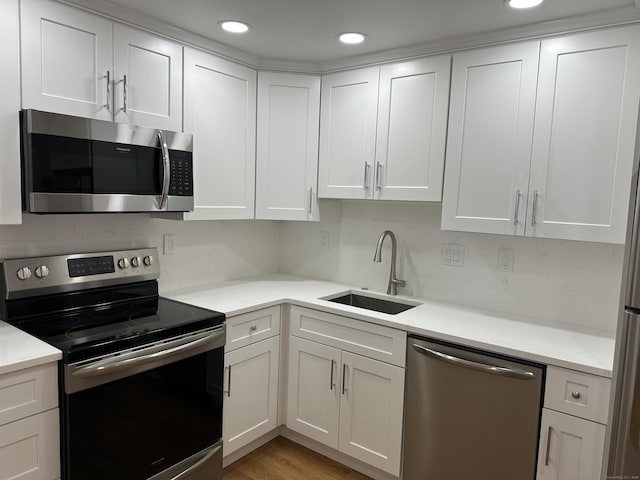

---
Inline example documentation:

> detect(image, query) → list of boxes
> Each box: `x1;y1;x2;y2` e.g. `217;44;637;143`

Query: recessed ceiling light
219;21;251;34
338;32;367;45
505;0;544;8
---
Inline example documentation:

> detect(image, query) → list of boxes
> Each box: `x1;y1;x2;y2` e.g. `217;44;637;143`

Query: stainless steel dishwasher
403;335;544;480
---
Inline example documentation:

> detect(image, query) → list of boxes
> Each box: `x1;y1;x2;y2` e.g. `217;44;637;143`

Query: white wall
0;214;280;292
279;200;625;334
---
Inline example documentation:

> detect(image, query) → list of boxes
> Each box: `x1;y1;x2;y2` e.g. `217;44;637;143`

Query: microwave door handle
157;129;170;210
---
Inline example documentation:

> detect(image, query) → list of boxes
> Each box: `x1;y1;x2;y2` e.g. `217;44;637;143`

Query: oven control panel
1;248;160;300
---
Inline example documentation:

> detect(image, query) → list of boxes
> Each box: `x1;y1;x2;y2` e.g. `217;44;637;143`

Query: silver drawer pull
544;426;552;466
249;325;257;332
571;391;581;400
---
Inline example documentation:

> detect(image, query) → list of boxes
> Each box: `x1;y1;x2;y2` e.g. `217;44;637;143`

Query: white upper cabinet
182;48;256;220
0;0;22;225
441;41;540;236
374;56;451;201
527;26;640;243
442;26;640;244
256;72;321;221
21;0;113;121
112;25;183;131
21;0;183;131
318;68;380;199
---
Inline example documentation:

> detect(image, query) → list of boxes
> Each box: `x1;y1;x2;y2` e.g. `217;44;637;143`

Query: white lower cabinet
0;409;60;480
536;366;610;480
0;363;60;480
287;307;406;476
537;408;606;480
223;307;281;457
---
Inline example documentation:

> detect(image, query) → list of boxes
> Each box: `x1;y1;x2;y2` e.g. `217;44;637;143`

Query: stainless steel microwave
20;109;194;213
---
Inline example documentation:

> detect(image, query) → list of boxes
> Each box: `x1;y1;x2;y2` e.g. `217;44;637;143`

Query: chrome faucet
373;230;406;295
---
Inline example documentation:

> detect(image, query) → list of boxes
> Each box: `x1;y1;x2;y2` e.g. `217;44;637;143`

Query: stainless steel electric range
0;248;225;480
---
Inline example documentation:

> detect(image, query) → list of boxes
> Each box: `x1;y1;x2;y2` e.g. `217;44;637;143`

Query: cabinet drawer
226;306;281;352
0;408;60;480
0;363;58;427
544;366;610;424
290;306;406;367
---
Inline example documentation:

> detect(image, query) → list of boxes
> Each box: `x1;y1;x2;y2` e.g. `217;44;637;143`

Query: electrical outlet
498;248;515;271
442;243;464;267
163;234;176;255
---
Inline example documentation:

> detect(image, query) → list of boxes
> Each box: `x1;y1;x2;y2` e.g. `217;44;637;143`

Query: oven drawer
226;306;281;352
0;363;58;427
544;366;611;423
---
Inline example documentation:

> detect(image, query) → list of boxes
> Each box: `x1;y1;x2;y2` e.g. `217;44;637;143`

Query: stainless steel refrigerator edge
608;104;640;479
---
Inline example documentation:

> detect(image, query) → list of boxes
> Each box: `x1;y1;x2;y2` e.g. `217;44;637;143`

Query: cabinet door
527;26;640;244
20;0;113;121
441;41;539;235
0;0;22;225
338;351;404;476
113;24;182;131
537;409;606;480
375;56;450;202
183;48;256;220
223;336;280;457
256;73;321;221
287;336;341;449
0;409;60;480
318;68;379;199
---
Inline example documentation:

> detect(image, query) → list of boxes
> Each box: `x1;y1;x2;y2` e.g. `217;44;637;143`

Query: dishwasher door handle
412;344;536;380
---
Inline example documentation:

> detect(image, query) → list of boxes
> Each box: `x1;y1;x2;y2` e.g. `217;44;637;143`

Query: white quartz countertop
0;321;61;375
164;274;616;378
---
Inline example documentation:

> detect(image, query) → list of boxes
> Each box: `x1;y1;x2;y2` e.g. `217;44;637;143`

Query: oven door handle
72;327;225;378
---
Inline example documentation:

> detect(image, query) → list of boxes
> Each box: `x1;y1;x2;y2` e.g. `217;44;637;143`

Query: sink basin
322;291;420;315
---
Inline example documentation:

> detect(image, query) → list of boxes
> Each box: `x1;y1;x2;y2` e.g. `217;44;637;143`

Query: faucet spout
373;230;406;295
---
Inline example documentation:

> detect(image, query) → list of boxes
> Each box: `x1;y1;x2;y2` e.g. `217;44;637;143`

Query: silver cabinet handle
170;443;222;480
341;363;348;395
571;391;581;400
104;70;111;111
224;365;232;397
157;130;171;210
363;163;370;190
72;327;225;378
412;344;536;380
330;359;335;390
375;162;382;191
308;187;313;214
122;74;128;113
531;190;539;227
513;189;521;225
544;426;552;466
249;324;257;332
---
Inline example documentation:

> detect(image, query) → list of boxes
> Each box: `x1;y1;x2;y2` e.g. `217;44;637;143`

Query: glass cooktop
11;297;225;363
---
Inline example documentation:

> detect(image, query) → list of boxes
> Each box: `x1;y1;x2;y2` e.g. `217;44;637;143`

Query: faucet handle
392;278;406;287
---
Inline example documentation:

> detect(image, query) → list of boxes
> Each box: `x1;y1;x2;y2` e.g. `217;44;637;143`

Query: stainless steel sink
322;291;420;315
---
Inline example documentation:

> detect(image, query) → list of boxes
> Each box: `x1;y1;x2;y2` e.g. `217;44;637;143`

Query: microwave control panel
169;153;193;197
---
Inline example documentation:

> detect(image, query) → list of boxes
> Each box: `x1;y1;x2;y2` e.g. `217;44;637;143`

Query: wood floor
223;436;373;480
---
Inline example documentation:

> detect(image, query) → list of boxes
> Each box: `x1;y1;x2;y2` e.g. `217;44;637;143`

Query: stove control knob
143;255;154;267
117;258;130;269
131;256;141;268
16;267;32;281
35;265;49;278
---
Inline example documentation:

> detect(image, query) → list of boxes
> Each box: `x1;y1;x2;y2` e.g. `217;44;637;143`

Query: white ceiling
85;0;637;65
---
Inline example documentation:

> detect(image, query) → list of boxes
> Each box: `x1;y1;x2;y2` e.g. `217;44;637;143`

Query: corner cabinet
181;48;256;221
287;306;406;476
256;72;321;221
0;0;22;225
442;26;640;244
223;306;281;457
536;366;610;480
20;0;183;131
318;57;450;202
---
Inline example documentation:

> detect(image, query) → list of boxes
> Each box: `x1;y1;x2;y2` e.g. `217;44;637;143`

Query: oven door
61;326;225;480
